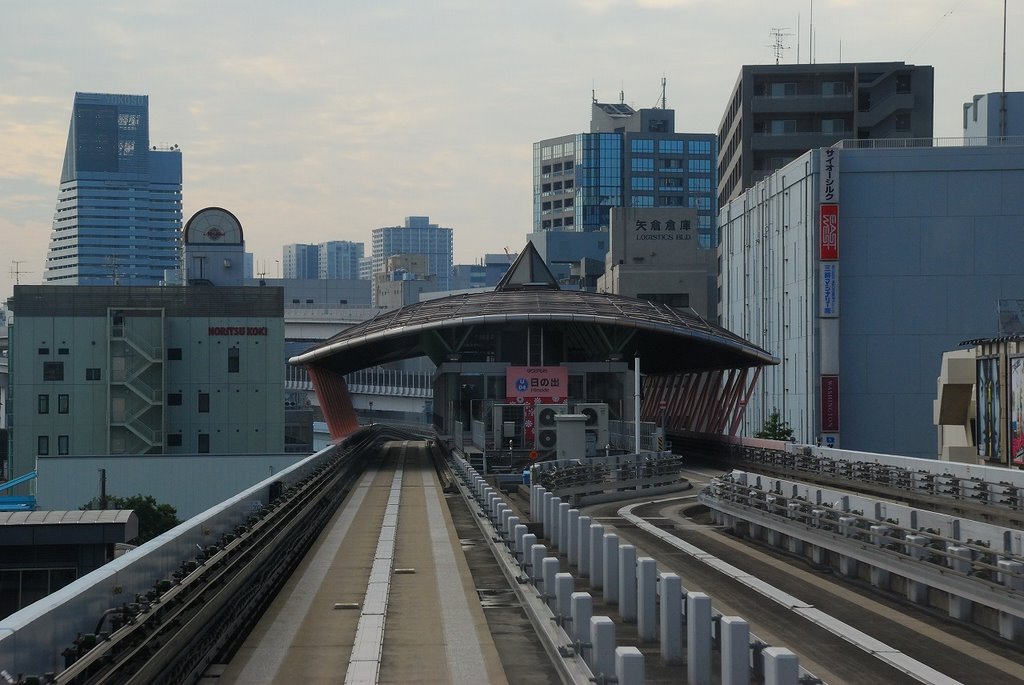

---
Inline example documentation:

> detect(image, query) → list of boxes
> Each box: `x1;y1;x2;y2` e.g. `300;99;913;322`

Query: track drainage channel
476;588;521;608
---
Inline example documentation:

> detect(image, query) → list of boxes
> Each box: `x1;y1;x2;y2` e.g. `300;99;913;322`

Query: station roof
290;243;778;376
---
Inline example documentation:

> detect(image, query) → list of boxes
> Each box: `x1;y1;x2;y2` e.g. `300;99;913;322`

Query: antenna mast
10;260;32;286
660;76;667;109
769;28;793;65
1000;0;1008;140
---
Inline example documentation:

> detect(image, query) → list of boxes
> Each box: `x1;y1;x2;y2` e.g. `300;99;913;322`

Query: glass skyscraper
44;92;183;285
533;101;718;249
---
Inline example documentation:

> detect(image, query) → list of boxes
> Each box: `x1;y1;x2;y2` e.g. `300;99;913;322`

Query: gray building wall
963;92;1024;140
719;142;1024;457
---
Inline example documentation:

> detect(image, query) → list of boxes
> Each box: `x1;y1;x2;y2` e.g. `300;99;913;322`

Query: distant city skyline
1;1;1019;299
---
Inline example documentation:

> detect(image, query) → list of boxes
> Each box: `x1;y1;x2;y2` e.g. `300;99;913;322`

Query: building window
44;362;64;381
770;119;796;135
630;158;655;172
58;435;69;456
631;195;654;208
630;139;654;153
688;140;711;155
228;347;240;373
631;176;654;190
38;395;49;414
167;393;182;406
688;159;712;172
58;347;69;355
37;436;49;456
167;434;183;447
85;367;100;381
770;82;797;97
198;432;210;454
658;140;684;154
822;118;846;134
895;112;911;131
198;393;210;413
822;81;847;97
167;348;182;361
58;394;69;414
38;347;49;355
896;73;911;93
688;178;712;192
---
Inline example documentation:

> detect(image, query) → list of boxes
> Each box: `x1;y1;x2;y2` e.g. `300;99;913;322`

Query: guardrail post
496;502;509;530
637;557;657;642
567;509;580;565
589;524;606;590
947;546;973;620
618;544;638;622
571;592;593;646
558;502;571;552
602;533;620;604
998;560;1024;640
555;572;574;625
521;533;537;570
687;591;712;684
541;491;553;532
513;523;527;558
547;496;562;542
505;514;519;546
589;616;616;678
762;646;799;685
659;573;683;665
904;533;929;603
529;542;546;584
578;516;592;577
615;646;645;685
542;557;560;609
720;616;750;685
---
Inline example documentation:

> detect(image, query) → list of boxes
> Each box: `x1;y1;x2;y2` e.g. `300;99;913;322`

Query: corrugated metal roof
0;510;136;526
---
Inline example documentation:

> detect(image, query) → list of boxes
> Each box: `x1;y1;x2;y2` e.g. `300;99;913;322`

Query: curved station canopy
289;243;777;376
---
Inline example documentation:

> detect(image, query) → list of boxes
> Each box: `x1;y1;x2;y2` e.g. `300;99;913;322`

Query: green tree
82;494;180;544
755;408;794;441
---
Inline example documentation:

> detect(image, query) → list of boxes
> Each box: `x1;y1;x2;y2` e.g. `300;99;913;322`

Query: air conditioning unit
535;403;568;450
492;404;524;447
575;402;609;457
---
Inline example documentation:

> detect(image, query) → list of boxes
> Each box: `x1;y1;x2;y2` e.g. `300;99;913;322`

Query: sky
0;0;1018;301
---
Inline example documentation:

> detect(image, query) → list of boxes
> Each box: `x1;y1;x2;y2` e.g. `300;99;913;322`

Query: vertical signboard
820;375;840;433
819;204;839;260
977;357;1001;460
820;263;839;317
1011;357;1024;465
820;147;840;203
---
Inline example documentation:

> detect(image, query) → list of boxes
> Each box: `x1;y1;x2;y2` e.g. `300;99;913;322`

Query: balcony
751;93;853;114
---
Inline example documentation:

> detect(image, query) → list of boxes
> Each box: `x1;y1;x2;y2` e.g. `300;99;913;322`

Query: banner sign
820;148;839;203
506;366;567;402
821;375;840;432
820;263;839;317
819;204;839;260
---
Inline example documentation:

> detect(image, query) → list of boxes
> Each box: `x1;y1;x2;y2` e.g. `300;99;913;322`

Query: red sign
819;204;839;260
821;375;840;432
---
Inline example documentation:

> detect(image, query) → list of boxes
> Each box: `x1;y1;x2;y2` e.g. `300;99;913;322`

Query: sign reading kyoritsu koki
506;366;568;445
820;262;839;317
633;217;694;241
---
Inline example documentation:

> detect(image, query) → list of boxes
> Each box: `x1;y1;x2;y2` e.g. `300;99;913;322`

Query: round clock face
187;208;242;244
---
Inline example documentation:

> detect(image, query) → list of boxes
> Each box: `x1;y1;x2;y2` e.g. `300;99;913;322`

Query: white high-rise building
370;216;453;292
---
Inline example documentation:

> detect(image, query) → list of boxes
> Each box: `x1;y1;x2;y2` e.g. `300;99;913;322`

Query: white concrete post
577;516;592;576
558;502;571;552
571;592;593;646
589;616;616;678
687;591;712;685
904;533;930;603
521;533;537;569
555;572;574;624
618;544;638;622
514;523;527;559
602;533;620;604
637;557;658;641
720;616;750;685
589;524;606;589
615;646;645;685
567;509;580;565
763;646;800;685
541;492;553;532
948;545;973;620
998;560;1024;640
506;515;520;547
529;543;546;584
548;496;562;542
659;573;683;665
542;557;560;608
497;503;509;532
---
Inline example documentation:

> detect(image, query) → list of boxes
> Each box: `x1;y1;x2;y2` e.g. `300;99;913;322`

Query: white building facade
719;139;1024;457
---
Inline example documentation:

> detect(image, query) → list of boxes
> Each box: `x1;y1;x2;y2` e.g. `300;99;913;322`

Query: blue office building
44;93;183;285
534;100;718;248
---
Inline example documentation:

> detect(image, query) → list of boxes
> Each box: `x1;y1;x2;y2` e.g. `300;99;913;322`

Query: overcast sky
0;0;1018;300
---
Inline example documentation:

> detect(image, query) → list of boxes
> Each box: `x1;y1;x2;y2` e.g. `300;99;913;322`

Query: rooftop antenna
810;0;814;64
660;76;667;109
592;85;597;104
10;260;32;286
619;83;624;104
797;12;801;63
1000;0;1008;140
769;28;793;65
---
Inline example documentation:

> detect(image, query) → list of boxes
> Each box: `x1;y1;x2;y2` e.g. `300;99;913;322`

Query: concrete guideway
216;441;506;684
